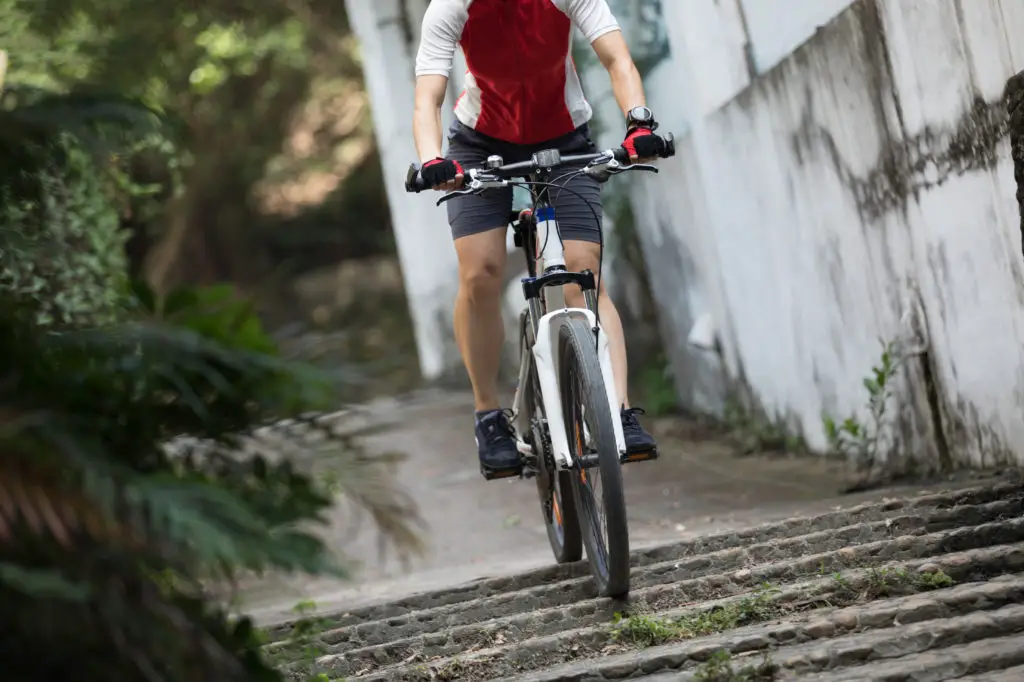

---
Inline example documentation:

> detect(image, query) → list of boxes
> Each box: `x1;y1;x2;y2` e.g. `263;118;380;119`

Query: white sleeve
414;0;469;78
562;0;620;43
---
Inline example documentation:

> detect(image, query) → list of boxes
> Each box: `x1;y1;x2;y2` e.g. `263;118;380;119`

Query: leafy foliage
0;79;172;325
0;7;417;681
0;281;422;682
3;0;394;328
0;138;127;325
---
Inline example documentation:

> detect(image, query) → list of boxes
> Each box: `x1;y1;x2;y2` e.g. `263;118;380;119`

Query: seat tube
535;207;565;271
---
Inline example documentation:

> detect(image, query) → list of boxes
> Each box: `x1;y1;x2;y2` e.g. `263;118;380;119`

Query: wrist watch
626;105;658;131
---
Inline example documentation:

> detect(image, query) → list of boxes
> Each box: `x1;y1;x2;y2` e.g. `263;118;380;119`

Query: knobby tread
266;476;1024;681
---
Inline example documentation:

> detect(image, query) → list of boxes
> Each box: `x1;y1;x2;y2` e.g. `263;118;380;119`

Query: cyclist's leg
552;130;657;455
452;229;508;412
445;123;520;474
552;182;630;403
446;122;515;412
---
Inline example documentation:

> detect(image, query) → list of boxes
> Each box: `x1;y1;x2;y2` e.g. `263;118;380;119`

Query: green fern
0;284;423;682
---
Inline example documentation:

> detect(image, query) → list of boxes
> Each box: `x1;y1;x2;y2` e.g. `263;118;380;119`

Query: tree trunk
0;50;8;93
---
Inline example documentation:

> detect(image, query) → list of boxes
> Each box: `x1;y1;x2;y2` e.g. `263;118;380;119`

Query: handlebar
404;132;676;195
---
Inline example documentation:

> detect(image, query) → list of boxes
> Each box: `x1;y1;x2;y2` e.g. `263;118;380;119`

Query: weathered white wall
350;0;1024;469
738;0;854;72
597;0;1024;469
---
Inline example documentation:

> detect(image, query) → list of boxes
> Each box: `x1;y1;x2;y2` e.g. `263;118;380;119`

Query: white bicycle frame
511;205;627;471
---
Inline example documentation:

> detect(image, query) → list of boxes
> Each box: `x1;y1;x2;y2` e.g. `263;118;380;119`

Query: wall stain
779;0;1008;224
397;0;415;48
796;96;1007;223
1005;70;1024;267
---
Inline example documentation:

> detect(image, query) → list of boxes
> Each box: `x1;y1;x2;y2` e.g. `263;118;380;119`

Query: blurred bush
0;83;174;326
0;279;421;682
0;41;421;680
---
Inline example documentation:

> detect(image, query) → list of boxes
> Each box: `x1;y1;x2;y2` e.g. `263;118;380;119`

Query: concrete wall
343;0;462;381
349;0;1024;470
594;0;1024;470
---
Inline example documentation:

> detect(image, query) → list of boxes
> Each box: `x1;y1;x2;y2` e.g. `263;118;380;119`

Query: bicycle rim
558;316;629;597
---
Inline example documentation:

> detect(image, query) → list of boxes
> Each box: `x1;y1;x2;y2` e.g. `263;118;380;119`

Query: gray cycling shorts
444;121;604;243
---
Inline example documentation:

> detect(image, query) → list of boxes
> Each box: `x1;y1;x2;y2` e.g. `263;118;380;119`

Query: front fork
513;270;607;472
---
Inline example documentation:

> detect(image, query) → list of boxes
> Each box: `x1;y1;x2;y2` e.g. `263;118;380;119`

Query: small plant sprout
823;339;904;474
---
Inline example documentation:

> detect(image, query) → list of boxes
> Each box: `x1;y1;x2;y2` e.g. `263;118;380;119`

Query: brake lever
435;175;509;205
627;163;659;173
596;162;659;177
436;188;476;206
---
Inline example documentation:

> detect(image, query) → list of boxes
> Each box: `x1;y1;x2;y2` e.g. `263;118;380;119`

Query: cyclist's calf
563;240;604;307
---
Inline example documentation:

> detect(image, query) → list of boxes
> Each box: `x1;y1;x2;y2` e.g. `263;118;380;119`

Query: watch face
628;106;654;124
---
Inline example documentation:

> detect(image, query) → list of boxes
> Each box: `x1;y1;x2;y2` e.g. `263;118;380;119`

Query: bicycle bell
486;154;504;169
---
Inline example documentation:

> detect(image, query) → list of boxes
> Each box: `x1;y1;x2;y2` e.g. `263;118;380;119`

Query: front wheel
521;311;582;564
558;317;630;597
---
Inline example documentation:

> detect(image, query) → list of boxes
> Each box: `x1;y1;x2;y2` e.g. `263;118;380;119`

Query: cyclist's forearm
607;57;646;116
413;74;449;162
591;32;647;117
413;105;444;162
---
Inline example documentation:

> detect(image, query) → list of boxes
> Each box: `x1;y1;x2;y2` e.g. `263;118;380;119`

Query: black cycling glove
421;157;464;188
622;127;669;160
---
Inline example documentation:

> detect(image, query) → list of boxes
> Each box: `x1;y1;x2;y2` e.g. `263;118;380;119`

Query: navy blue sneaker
621;407;658;460
475;409;523;479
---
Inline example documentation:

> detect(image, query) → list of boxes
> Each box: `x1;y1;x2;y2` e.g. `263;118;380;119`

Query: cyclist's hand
421;157;464;191
622;127;668;163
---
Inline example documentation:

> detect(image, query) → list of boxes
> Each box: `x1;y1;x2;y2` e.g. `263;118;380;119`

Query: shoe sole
476;436;524;481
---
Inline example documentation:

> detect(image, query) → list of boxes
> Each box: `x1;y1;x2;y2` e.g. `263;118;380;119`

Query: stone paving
265;476;1024;681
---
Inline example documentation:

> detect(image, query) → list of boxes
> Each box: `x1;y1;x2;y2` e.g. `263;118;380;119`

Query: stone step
345;539;1024;681
494;586;1024;682
291;497;1022;659
328;553;1023;678
953;663;1024;681
309;516;1023;678
264;480;1021;641
779;628;1024;681
648;633;1024;681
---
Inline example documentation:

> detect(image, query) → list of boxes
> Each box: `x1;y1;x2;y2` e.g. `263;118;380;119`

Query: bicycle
404;135;675;597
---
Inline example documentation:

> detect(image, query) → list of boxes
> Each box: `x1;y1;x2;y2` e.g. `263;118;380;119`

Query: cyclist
412;0;672;479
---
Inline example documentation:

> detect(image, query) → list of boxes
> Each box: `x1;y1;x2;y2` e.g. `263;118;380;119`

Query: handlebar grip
613;131;675;164
660;132;676;159
405;163;429;193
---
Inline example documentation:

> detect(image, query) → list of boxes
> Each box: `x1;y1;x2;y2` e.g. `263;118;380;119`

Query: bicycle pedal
621;448;659;463
481;464;524;481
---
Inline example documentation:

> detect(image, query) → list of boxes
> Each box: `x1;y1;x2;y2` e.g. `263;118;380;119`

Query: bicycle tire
557;316;630;597
520;310;582;563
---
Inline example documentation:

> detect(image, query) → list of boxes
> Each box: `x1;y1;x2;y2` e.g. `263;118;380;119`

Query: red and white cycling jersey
415;0;620;146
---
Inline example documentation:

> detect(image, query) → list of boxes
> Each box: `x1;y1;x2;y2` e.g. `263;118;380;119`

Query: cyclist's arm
413;0;466;162
414;75;449;162
591;30;647;117
563;0;646;116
